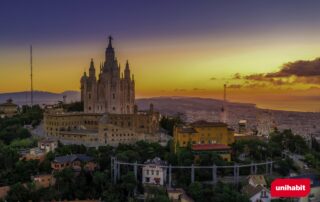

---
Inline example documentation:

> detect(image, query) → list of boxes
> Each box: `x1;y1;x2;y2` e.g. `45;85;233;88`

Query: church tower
81;36;135;114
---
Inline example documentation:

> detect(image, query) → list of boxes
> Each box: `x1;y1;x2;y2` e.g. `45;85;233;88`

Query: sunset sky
0;0;320;111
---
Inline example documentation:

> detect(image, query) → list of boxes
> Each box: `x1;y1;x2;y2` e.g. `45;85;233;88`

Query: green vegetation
188;181;249;202
0;105;42;145
160;115;184;135
63;101;84;112
1;108;319;201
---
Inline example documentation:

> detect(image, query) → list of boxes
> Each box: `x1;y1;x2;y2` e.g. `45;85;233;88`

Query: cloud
266;58;320;78
209;77;216;80
244;83;267;88
241;57;320;86
193;88;206;91
232;73;242;79
228;84;242;89
244;74;291;86
174;88;187;92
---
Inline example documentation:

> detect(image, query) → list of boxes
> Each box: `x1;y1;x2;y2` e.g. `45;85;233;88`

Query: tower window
89;94;91;99
113;94;115;99
113;107;116;111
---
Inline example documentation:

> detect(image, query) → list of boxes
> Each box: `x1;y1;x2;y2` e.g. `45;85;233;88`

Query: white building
242;184;271;202
38;139;58;153
142;157;167;186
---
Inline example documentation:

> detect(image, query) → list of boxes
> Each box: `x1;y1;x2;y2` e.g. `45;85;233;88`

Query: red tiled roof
191;144;231;151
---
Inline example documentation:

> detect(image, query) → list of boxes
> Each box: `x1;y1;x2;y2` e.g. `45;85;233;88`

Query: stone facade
44;105;162;147
81;36;135;114
43;36;166;147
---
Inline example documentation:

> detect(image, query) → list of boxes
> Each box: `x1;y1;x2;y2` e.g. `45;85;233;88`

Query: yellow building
173;120;235;161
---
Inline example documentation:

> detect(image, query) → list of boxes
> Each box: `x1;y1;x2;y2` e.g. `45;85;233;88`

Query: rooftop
53;154;94;164
39;139;57;144
247;175;267;187
144;157;167;166
242;184;267;198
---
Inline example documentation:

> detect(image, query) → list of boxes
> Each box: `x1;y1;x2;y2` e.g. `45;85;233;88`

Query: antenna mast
30;45;34;106
223;83;226;102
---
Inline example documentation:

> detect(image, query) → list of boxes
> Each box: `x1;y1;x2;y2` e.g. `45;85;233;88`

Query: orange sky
1;33;320;112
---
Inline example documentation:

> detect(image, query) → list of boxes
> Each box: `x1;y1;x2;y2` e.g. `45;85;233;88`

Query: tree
64;101;84;112
188;182;203;201
160;115;184;136
54;168;75;200
120;172;137;198
6;183;29;202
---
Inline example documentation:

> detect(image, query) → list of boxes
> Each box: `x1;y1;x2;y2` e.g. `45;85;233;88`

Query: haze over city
1;0;320;111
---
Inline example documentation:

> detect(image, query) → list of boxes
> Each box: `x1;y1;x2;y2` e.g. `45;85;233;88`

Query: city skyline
1;0;320;112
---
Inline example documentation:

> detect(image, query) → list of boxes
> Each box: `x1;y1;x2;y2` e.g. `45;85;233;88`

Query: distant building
242;184;270;202
0;98;18;118
20;139;58;162
191;143;232;161
142;157;167;186
256;110;276;137
43;36;166;147
38;139;57;153
173;120;235;154
20;147;46;162
238;120;247;134
32;174;55;189
51;154;97;172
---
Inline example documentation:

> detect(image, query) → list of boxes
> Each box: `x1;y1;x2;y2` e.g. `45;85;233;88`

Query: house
191;143;232;161
20;139;58;162
242;184;270;202
142;157;167;186
32;174;55;188
173;121;234;159
167;188;194;202
51;154;97;171
20;148;46;162
38;139;58;153
247;175;267;187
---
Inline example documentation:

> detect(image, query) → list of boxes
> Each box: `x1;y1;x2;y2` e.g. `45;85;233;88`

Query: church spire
105;35;115;64
89;58;96;78
124;60;131;80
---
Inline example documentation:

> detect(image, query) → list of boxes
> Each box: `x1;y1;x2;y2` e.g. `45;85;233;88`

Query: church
81;36;135;114
44;36;167;147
